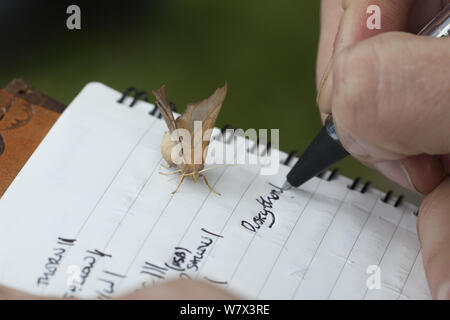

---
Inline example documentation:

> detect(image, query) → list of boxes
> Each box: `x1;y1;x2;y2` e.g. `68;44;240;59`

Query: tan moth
152;83;228;195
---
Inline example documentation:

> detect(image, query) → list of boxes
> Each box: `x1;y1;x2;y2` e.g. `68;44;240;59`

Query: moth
152;83;228;195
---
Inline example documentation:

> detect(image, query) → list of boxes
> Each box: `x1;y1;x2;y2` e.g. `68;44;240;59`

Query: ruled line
361;206;409;299
254;180;322;299
118;167;226;288
175;167;229;248
195;169;260;280
289;187;355;299
328;195;383;299
397;249;421;300
41;115;157;294
103;157;164;249
75;118;157;239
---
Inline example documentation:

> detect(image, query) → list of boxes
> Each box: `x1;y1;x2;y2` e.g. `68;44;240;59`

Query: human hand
316;0;450;299
0;279;237;300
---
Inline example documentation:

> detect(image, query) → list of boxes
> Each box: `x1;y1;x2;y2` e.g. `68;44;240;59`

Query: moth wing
175;82;227;166
152;85;177;132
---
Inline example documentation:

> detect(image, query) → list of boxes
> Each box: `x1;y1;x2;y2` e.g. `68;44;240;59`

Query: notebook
0;82;431;299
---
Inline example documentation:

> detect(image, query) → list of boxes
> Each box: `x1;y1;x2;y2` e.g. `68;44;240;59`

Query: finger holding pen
316;0;445;120
318;32;449;194
316;0;450;299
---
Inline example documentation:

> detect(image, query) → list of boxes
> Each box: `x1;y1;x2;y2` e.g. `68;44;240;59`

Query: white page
0;82;431;299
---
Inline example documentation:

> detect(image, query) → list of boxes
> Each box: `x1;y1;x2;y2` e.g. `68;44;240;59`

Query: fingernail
437;281;450;300
316;65;334;109
374;160;416;192
342;0;353;10
317;0;354;109
334;0;356;54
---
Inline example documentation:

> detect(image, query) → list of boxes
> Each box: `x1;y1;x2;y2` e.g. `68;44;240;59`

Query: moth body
161;131;204;183
161;131;181;167
180;163;203;183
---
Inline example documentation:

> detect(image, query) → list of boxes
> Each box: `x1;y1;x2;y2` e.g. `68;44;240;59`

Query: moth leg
201;174;221;196
159;169;182;176
171;174;186;194
160;163;172;170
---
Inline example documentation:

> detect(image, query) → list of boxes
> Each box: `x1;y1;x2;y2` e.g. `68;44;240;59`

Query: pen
282;4;450;191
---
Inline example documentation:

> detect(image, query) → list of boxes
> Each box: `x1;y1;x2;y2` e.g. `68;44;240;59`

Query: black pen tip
286;126;349;188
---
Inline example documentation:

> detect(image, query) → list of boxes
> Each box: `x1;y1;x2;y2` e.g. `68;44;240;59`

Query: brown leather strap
0;80;64;197
5;78;66;114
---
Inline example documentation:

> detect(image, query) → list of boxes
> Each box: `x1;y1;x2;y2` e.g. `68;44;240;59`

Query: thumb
318;32;450;194
418;177;450;299
120;280;237;300
0;285;46;300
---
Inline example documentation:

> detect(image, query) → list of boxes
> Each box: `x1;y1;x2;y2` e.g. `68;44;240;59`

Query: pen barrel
419;3;450;37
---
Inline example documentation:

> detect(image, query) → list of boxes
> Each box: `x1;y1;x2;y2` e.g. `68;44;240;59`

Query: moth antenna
171;174;186;194
168;174;184;181
201;174;221;196
166;165;233;187
167;171;196;181
197;164;236;174
160;163;171;170
159;169;183;176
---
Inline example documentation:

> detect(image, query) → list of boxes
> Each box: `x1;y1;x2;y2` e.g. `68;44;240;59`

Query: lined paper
0;82;431;299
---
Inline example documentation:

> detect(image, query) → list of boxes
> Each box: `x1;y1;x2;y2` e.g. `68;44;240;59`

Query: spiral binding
283;150;298;166
220;124;272;155
381;191;404;208
118;87;177;118
347;177;371;194
326;168;340;181
117;87;149;107
281;149;407;209
347;177;404;207
118;87;408;210
220;124;234;144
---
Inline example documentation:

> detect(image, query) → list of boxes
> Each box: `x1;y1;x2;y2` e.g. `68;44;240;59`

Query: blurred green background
1;0;413;198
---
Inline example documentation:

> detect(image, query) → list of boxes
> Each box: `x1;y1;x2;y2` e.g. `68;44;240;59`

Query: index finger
317;0;343;89
418;177;450;299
